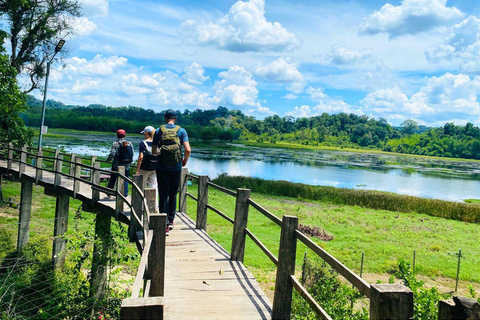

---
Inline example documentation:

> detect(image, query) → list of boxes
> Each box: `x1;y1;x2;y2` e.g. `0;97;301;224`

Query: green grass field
184;183;480;298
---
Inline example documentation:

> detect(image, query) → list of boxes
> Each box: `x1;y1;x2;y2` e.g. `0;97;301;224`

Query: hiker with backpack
106;129;134;197
152;109;191;233
136;125;158;208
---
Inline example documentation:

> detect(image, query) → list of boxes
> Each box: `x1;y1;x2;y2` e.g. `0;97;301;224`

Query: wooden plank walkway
0;159;272;319
164;212;271;319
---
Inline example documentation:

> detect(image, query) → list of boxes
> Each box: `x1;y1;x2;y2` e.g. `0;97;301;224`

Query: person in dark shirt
152;109;191;231
106;129;134;197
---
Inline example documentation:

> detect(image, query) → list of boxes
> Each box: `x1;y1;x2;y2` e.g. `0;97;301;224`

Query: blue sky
33;0;480;125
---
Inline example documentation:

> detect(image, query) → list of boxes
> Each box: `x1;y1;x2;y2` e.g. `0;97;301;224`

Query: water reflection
43;133;480;201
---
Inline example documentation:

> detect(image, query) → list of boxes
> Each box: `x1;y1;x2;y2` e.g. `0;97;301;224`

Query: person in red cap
106;129;134;196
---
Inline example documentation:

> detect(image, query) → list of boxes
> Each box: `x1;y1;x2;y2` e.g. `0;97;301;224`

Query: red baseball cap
117;129;126;138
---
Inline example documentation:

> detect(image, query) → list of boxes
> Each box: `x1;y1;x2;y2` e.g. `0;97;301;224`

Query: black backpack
118;140;133;164
140;141;158;170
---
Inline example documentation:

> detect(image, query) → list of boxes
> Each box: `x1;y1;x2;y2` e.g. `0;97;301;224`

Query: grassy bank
184;180;480;300
213;175;480;223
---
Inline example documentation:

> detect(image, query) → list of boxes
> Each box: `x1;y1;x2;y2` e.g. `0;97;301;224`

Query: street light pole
37;61;51;150
37;39;65;150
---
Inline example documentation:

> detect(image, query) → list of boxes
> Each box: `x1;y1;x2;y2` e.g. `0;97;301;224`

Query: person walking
152;109;191;232
106;129;134;197
136;126;158;209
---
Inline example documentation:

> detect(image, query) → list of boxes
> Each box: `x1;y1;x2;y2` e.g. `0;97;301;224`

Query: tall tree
0;31;34;146
0;0;80;93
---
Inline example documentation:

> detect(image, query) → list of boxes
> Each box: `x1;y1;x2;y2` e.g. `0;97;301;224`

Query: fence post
54;153;63;187
19;146;27;178
91;161;101;203
370;284;413;320
73;158;81;199
7;142;13;172
35;149;43;184
116;166;125;219
90;212;112;305
69;153;76;177
144;188;156;243
149;213;167;297
272;215;298;320
53;149;60;171
90;156;97;181
179;167;188;213
129;174;144;242
196;175;209;230
231;188;251;262
17;180;33;250
52;195;69;269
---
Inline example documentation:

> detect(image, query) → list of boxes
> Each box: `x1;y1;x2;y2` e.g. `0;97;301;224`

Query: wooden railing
0;143;166;319
181;169;413;320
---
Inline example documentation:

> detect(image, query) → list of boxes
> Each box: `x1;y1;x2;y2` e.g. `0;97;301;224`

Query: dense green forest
21;96;480;160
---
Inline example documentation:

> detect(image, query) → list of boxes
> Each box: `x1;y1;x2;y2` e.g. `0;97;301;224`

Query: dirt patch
297;224;334;241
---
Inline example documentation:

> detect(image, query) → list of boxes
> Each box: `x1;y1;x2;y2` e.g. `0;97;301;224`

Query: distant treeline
21;96;480;160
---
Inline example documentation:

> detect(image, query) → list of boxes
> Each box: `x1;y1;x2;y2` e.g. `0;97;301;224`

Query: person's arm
106;142;116;162
136;152;144;174
182;141;191;167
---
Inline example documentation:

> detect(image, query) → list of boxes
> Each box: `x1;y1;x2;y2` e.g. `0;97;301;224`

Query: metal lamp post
37;39;66;150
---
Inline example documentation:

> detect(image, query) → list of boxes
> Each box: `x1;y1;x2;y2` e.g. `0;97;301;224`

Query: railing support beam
272;215;298;320
179;167;188;213
370;284;413;320
149;213;167;297
196;175;208;230
52;195;69;269
231;188;251;262
130;174;143;242
90;212;112;304
17;180;33;250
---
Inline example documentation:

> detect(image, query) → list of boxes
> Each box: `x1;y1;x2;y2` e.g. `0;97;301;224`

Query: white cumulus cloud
68;55;128;76
328;44;375;65
359;0;464;38
425;16;480;72
212;66;261;108
183;62;209;84
79;0;109;17
179;0;300;52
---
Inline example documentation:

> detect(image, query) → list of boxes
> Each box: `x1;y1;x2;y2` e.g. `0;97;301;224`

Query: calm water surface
43;131;480;201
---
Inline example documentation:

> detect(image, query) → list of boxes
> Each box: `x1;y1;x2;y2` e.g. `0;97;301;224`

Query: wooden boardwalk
0;159;272;319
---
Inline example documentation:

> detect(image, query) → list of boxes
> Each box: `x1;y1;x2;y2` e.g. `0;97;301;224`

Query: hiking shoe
165;225;170;236
169;221;174;230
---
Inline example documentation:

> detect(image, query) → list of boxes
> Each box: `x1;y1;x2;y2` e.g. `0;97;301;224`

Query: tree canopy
0;0;80;92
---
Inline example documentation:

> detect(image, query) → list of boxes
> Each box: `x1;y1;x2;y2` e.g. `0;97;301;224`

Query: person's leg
107;164;118;189
167;170;181;224
156;170;170;215
146;170;159;209
123;164;130;196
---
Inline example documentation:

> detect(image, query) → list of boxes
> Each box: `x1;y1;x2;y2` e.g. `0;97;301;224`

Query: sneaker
169;221;174;230
165;225;170;236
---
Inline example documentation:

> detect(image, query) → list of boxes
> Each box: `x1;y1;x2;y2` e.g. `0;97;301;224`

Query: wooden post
69;153;76;177
196;175;208;230
121;297;164;320
52;195;69;269
17;180;33;250
129;174;144;242
178;167;188;213
54;154;63;187
370;284;413;320
149;213;167;297
73;158;81;199
116;166;125;219
231;188;251;262
91;161;101;203
144;188;156;240
439;296;480;319
7;142;13;172
53;149;60;171
90;156;97;181
35;149;43;184
19;146;27;178
272;215;298;320
90;213;112;302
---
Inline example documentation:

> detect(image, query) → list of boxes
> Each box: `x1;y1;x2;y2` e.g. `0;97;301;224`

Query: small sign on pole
41;126;48;134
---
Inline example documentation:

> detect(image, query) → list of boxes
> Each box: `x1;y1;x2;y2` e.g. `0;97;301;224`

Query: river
42;130;480;202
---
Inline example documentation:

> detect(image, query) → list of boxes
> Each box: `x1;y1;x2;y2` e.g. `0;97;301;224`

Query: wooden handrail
245;228;278;265
295;230;371;298
207;181;236;197
206;204;234;224
291;275;333;320
248;198;282;226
